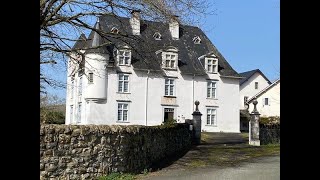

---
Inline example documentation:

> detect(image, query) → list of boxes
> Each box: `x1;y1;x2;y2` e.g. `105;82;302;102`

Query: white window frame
117;103;129;122
193;36;201;44
77;102;81;123
153;32;162;40
244;96;249;106
255;82;259;89
205;57;218;73
206;108;217;126
111;27;119;34
207;81;217;99
165;78;175;96
162;52;178;69
117;49;131;66
118;74;130;93
264;98;269;105
163;107;175;123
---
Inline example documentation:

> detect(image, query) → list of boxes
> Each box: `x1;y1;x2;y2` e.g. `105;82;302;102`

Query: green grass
240;132;249;139
189;144;280;168
190;132;280;168
201;132;213;142
97;172;136;180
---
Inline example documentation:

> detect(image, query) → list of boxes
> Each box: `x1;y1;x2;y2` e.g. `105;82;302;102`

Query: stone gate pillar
249;98;261;146
192;100;202;145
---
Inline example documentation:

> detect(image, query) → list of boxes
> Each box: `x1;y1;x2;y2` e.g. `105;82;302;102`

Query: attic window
193;36;201;44
111;27;119;34
205;57;218;73
114;49;131;66
153;32;162;40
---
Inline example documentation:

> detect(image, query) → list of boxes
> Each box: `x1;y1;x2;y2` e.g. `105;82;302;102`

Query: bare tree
40;0;212;93
40;94;66;124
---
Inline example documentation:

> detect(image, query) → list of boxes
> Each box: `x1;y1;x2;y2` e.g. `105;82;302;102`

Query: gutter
145;70;150;126
220;75;244;79
192;74;195;111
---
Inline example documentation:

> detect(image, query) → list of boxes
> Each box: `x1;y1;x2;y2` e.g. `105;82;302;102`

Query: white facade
239;72;270;110
248;80;280;117
66;54;240;133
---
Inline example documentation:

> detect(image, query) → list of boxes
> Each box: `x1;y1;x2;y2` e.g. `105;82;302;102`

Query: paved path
139;133;279;180
141;155;280;180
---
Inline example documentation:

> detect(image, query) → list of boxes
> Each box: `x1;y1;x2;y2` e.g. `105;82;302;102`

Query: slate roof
72;15;241;77
239;69;271;85
72;34;87;50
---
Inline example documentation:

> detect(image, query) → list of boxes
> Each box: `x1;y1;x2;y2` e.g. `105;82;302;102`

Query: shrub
161;118;177;127
40;109;65;124
260;116;280;125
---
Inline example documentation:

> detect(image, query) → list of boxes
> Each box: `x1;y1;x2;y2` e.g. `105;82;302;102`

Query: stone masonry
40;124;192;179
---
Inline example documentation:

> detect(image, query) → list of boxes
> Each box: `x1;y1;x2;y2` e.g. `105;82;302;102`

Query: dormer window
162;47;178;70
153;32;162;40
205;57;218;73
111;27;119;34
163;52;177;69
193;36;201;44
115;49;131;66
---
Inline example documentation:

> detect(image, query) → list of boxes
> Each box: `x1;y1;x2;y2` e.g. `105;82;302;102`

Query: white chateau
66;11;242;132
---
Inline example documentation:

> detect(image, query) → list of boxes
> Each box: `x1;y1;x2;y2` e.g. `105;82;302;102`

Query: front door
164;108;174;122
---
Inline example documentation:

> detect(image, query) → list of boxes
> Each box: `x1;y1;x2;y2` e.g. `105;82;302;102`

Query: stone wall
40;123;192;179
259;124;280;145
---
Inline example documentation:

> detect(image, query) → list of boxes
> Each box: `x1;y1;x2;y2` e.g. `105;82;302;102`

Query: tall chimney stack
169;15;179;40
130;10;141;35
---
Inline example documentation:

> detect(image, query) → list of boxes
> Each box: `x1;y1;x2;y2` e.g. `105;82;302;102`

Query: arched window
111;27;119;34
153;32;162;40
193;36;201;44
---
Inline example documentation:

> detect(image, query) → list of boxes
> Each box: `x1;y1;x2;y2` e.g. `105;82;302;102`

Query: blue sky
46;0;280;100
204;0;280;80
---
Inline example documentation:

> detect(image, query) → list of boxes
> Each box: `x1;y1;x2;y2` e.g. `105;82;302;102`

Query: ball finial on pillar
195;100;200;112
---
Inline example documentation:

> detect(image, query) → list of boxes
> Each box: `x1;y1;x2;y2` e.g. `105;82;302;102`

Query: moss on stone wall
40;123;192;179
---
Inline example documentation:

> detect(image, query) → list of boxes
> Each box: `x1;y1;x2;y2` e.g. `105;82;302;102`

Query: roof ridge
247;78;280;103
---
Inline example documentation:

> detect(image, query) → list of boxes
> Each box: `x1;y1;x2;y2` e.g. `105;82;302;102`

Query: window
205;58;218;73
118;103;129;122
244;96;248;106
117;49;131;66
207;108;217;126
77;102;82;123
153;32;162;40
70;105;73;123
264;98;269;105
207;81;217;99
164;108;174;123
78;76;82;96
255;82;258;89
193;36;201;44
71;78;74;99
163;52;177;69
165;79;175;96
88;73;93;83
111;27;119;34
118;74;129;93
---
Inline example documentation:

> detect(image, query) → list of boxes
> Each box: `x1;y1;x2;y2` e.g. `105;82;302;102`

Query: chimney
169;15;179;40
130;10;141;35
